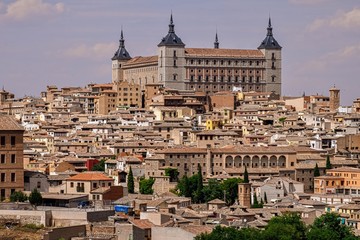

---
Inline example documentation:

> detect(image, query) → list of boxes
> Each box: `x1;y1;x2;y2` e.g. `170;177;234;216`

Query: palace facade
111;15;282;96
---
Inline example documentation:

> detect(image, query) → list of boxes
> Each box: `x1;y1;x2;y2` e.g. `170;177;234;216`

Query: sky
0;0;359;105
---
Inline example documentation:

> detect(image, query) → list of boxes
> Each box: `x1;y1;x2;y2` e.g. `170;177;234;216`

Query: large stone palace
112;14;282;95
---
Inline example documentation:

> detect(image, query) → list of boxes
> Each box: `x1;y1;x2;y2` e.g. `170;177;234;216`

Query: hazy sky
0;0;359;105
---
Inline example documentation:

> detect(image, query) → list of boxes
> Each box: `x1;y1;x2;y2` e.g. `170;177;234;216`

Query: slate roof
158;14;185;47
112;30;131;61
258;18;282;50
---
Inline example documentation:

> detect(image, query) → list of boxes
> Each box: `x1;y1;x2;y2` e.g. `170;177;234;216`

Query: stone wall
0;209;51;226
43;225;86;240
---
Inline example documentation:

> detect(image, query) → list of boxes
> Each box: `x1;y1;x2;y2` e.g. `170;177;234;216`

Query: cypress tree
127;167;135;194
244;166;249;183
264;192;268;203
326;155;332;170
314;163;320;177
195;164;204;203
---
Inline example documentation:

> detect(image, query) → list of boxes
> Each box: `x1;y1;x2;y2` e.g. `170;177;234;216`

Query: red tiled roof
185;48;264;58
67;172;113;181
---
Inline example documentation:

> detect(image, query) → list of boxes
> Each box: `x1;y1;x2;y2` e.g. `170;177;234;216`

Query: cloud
301;43;360;71
63;42;118;60
289;0;328;5
0;0;64;21
308;7;360;31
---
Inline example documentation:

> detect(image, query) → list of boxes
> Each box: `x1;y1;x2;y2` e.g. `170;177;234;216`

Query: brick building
0;114;25;200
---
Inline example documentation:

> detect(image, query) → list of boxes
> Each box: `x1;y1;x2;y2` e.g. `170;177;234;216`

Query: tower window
173;50;176;57
173;60;177;67
173;74;177;80
272;76;276;82
249;61;252;66
272;62;275;69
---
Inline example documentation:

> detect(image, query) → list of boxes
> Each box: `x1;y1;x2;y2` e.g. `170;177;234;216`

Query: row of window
0;136;16;147
188;59;263;66
189;75;262;83
0;154;16;164
190;69;261;74
0;172;16;182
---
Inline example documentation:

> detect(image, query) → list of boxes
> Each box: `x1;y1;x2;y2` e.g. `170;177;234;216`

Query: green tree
221;178;243;205
10;191;28;202
326;155;332;170
139;177;155;194
244;165;249;183
314;163;320;177
194;164;204;203
264;192;268;204
176;174;199;202
92;159;106;171
195;225;262;240
262;212;307;240
307;212;357;240
29;189;43;209
127;167;135;194
202;179;223;202
279;117;287;126
165;168;179;182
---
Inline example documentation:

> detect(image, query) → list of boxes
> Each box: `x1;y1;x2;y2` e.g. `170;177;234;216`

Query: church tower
158;14;186;90
329;86;340;112
238;183;252;208
214;32;219;49
112;29;132;83
258;18;282;95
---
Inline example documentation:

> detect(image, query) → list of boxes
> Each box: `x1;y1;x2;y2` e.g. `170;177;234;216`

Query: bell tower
238;183;251;208
329;86;340;112
258;17;282;96
111;29;131;83
157;14;186;90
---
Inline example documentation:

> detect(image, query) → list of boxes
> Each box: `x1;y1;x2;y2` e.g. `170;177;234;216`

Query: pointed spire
168;13;175;33
267;17;273;36
119;28;125;48
214;31;219;49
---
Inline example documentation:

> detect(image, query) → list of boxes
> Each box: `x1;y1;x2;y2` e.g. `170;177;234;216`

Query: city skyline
0;0;359;105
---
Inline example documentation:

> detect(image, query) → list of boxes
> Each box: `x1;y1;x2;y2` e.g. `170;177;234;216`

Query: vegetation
314;163;320;177
127;167;135;194
326;155;332;170
10;191;28;202
251;193;263;208
176;174;242;205
139;177;155;194
243;165;249;183
92;159;106;171
195;212;359;240
194;164;204;203
28;189;42;209
165;168;179;182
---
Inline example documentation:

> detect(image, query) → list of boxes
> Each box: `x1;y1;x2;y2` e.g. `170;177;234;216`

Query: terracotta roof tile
185;48;264;58
67;172;113;181
0;114;24;131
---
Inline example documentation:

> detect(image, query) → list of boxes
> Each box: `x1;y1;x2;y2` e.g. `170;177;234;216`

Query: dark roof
258;18;282;50
112;30;131;60
158;14;185;47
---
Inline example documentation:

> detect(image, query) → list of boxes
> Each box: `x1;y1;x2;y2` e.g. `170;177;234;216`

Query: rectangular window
10;136;15;146
11;154;15;164
0;155;5;164
1;173;5;182
11;173;15;182
0;136;5;146
0;189;5;201
70;182;74;188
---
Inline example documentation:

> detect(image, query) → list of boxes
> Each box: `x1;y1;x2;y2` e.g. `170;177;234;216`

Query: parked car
77;201;92;209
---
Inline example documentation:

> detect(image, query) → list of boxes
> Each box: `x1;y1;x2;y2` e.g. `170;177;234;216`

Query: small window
0;155;5;164
11;136;15;146
0;136;5;146
70;182;74;188
1;173;5;182
11;173;15;182
11;154;15;164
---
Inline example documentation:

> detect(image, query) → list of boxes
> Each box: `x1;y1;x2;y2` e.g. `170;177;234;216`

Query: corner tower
258;18;282;95
329;86;340;112
112;29;131;83
158;14;186;90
